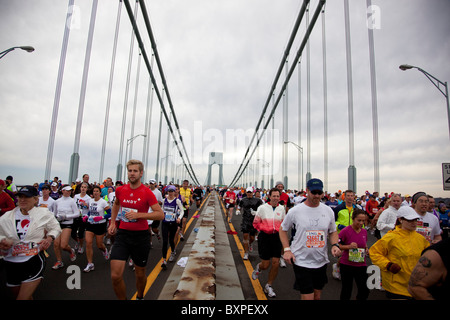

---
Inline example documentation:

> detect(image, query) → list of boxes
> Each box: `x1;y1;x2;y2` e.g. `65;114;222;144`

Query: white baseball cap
397;206;421;220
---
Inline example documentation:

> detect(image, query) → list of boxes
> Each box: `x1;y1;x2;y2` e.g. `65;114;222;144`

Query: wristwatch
332;243;340;249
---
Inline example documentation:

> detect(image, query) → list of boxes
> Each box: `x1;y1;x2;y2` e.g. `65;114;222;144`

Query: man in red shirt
365;194;379;231
108;160;164;300
275;181;292;212
0;179;15;216
224;188;237;223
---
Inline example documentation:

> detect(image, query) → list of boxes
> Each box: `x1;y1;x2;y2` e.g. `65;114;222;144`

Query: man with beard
108;160;164;300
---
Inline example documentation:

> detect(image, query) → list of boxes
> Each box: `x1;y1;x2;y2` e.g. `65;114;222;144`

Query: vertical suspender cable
231;0;326;186
116;0;138;182
367;0;380;193
306;6;311;183
229;0;312;186
322;5;329;192
297;60;302;191
129;52;142;159
142;52;155;182
99;0;122;182
138;0;199;185
68;0;98;183
45;0;74;181
155;91;165;183
344;0;357;192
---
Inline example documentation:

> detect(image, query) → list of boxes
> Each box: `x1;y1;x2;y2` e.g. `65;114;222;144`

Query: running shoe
264;284;276;298
103;249;110;260
252;264;260;280
168;251;176;262
243;252;249;260
77;246;84;254
70;248;77;262
52;261;64;270
161;260;167;270
83;263;95;272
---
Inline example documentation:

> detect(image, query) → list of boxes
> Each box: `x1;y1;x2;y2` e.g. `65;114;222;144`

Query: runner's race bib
348;248;365;263
12;241;39;257
306;230;325;248
119;207;137;222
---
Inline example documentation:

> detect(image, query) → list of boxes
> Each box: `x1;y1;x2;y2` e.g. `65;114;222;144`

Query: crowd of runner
220;181;449;300
0;168;449;300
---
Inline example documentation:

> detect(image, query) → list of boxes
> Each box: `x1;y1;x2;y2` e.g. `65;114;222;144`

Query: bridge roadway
0;192;387;302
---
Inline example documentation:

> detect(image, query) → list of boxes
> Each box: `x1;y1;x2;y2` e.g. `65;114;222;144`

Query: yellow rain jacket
369;225;430;297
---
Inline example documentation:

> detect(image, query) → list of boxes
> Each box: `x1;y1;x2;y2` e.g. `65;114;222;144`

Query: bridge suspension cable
123;0;199;185
229;0;326;187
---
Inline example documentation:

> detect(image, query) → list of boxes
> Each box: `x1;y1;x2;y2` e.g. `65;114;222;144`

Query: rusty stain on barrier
173;198;216;300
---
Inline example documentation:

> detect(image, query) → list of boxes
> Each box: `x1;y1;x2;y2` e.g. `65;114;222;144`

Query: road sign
443;163;450;190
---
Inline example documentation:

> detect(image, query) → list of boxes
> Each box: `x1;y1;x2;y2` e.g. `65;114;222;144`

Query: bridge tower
205;152;224;186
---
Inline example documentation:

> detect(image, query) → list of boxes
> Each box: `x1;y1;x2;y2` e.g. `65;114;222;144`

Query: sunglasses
311;190;323;195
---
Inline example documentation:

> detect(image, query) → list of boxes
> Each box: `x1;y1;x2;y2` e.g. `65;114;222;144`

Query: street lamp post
399;64;450;141
257;158;270;189
284;141;304;191
123;134;146;182
0;46;35;60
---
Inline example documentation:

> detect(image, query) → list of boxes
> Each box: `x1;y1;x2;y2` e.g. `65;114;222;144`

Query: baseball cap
306;178;323;192
166;185;176;192
246;187;253;193
17;185;39;197
397;206;421;220
275;181;284;187
62;186;72;191
149;179;156;184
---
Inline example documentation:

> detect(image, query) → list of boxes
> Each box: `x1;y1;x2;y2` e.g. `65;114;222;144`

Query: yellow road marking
131;193;209;300
219;200;267;300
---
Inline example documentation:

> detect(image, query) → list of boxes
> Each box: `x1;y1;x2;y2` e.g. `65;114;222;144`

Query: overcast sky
1;0;449;197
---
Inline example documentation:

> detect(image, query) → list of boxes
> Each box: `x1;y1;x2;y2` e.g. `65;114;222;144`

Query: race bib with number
119;207;137;223
306;230;325;248
348;248;365;263
12;241;39;257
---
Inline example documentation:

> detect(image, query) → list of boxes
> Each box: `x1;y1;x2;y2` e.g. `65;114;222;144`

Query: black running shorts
257;232;282;260
110;229;151;267
293;264;328;294
4;251;46;287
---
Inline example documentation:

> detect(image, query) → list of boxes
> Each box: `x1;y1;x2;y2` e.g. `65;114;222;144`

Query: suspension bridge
27;0;388;194
1;0;449;196
1;0;449;307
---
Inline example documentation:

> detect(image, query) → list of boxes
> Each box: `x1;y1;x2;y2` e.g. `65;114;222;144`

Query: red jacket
366;199;379;217
0;191;15;216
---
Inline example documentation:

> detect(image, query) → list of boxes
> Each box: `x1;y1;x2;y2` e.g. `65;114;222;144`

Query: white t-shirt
416;212;441;242
105;192;116;208
74;193;91;217
281;202;336;268
87;198;109;224
293;196;306;206
38;196;56;213
148;188;163;225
